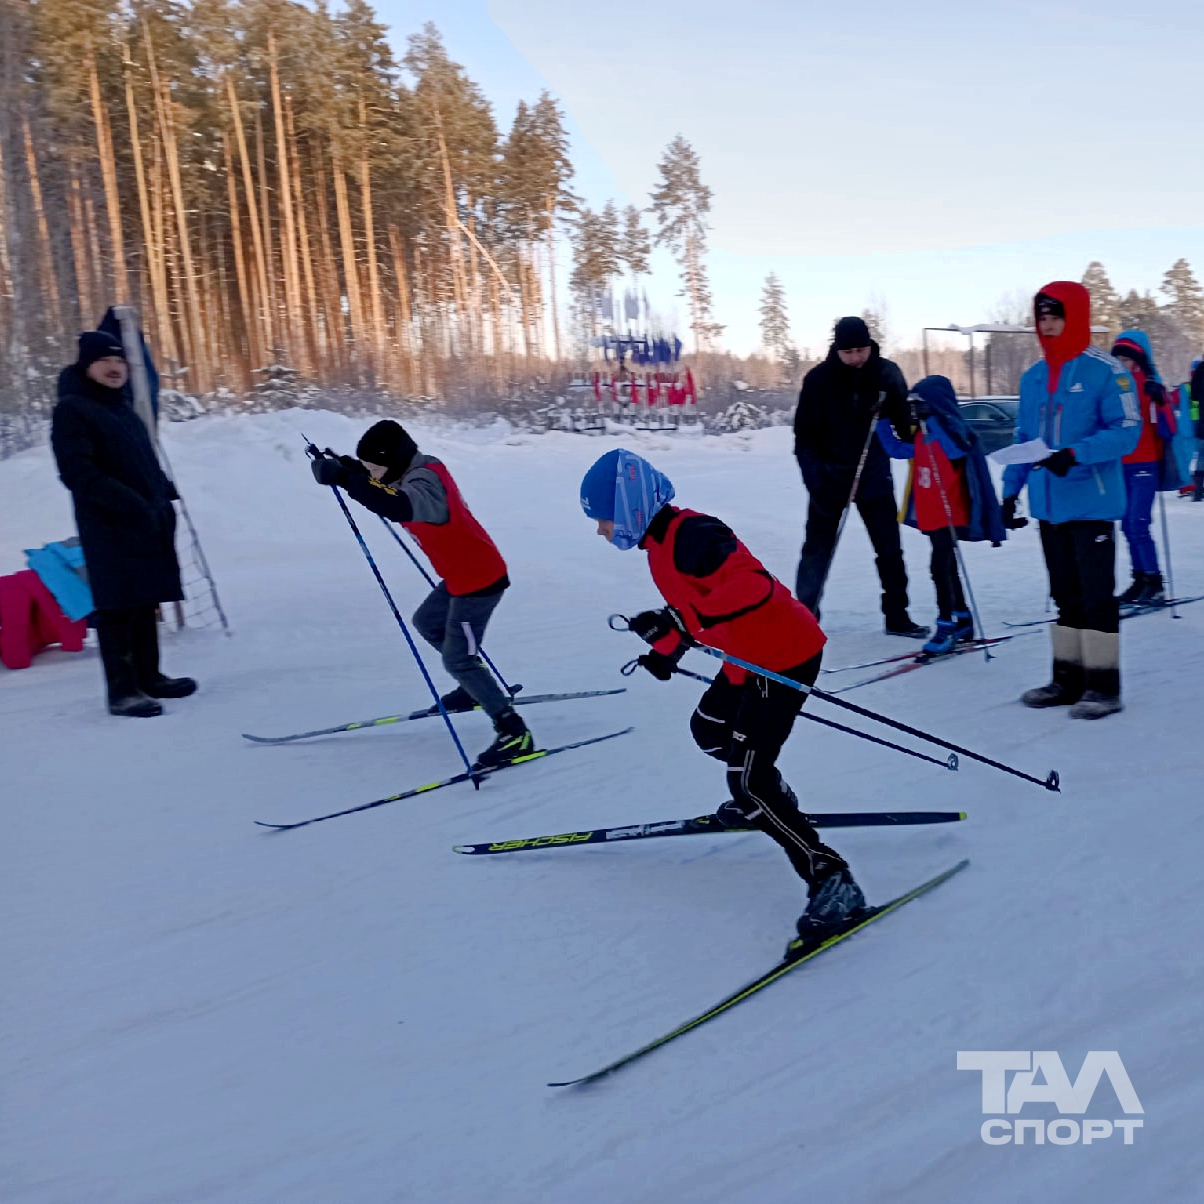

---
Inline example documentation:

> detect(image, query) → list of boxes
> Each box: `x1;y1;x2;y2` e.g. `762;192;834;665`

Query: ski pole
830;395;885;558
918;415;992;660
309;445;477;781
620;657;957;771
1157;491;1179;619
610;617;1059;791
375;515;519;694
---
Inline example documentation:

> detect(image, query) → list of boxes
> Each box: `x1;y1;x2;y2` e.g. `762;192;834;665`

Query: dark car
958;397;1018;455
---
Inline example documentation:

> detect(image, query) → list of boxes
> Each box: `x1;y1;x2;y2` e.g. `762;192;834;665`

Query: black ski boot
473;708;534;771
787;863;869;960
1117;574;1146;605
437;685;477;713
1138;573;1165;605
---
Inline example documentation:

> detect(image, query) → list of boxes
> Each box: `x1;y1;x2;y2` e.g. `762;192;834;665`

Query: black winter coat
51;365;183;611
793;342;910;502
1191;360;1204;440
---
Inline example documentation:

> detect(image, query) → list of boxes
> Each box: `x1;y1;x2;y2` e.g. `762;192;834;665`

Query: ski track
2;410;1202;1202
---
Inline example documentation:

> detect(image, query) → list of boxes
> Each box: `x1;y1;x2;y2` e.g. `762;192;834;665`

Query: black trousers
1039;520;1119;634
928;527;966;620
689;653;844;889
95;605;161;703
796;470;909;622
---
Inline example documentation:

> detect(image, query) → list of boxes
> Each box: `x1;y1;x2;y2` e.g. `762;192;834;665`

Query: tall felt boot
96;609;162;717
130;606;196;698
1069;629;1123;719
1021;624;1084;708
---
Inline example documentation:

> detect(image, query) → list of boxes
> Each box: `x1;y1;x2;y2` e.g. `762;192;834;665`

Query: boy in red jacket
312;421;531;770
580;448;867;955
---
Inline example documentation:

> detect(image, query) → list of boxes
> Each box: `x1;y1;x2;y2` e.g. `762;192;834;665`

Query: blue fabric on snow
24;540;94;620
579;448;675;550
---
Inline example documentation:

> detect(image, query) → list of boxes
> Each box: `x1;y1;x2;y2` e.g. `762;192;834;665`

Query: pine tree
758;273;791;360
649;134;723;352
1160;258;1204;344
1081;261;1121;341
620;204;651;278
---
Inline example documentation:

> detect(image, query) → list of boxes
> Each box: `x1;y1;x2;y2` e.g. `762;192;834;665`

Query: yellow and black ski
255;727;634;831
549;858;969;1088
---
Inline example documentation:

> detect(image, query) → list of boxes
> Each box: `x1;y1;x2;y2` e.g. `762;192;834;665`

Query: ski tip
253;820;292;831
241;733;281;744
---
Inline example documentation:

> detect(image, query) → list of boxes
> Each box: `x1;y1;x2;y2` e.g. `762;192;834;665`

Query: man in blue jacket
1001;281;1141;719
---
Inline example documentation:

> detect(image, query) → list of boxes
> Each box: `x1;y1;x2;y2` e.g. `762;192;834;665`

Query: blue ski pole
308;444;477;781
375;515;519;695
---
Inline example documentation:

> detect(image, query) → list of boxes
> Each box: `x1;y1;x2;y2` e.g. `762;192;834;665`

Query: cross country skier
875;375;1006;655
1001;282;1141;719
579;447;868;956
310;421;533;770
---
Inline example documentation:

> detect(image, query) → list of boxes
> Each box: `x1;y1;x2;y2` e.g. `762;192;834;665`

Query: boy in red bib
311;421;531;770
580;448;867;955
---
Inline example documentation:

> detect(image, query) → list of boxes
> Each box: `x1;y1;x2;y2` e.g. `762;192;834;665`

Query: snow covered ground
3;410;1203;1203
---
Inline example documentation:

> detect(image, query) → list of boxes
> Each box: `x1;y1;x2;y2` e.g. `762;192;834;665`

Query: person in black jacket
793;316;924;636
51;331;195;717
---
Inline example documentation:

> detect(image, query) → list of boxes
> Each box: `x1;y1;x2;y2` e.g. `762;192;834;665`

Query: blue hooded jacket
876;375;1006;545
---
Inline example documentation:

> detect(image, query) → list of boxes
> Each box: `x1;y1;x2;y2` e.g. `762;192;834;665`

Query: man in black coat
793;316;924;636
51;331;196;716
1191;357;1204;502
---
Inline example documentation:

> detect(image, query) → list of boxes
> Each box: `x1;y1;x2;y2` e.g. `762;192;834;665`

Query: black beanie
356;420;418;477
78;330;125;370
1110;337;1151;375
833;316;872;351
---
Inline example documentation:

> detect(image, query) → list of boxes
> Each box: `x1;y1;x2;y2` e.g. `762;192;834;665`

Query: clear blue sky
377;0;1204;355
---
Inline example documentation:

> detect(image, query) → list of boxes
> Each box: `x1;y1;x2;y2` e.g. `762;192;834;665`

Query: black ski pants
795;465;909;623
689;652;844;889
1039;520;1119;634
95;604;161;703
928;528;966;620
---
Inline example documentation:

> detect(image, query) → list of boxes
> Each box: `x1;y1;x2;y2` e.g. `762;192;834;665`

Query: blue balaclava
580;448;675;550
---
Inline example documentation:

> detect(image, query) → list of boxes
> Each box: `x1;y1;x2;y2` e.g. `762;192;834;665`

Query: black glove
1001;496;1028;530
637;651;676;681
1145;380;1166;404
1035;448;1076;477
311;453;350;487
909;395;931;421
628;607;689;646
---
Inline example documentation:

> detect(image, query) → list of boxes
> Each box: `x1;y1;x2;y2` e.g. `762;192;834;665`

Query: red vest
913;438;969;532
404;461;507;596
646;508;825;681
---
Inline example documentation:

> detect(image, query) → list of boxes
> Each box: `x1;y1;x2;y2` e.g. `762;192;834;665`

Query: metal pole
1158;490;1179;618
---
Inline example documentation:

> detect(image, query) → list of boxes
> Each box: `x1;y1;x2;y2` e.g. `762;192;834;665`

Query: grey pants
412;583;509;718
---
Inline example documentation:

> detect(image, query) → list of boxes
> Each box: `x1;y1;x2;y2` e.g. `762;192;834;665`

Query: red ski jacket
642;506;825;682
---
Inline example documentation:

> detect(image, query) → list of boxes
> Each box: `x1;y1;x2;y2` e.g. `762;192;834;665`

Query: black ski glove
1001;496;1028;530
311;450;366;488
1035;448;1076;477
908;394;931;421
637;651;677;681
1145;380;1166;404
628;606;690;646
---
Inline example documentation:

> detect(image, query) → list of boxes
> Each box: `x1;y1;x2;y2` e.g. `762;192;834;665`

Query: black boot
437;685;477;713
97;609;163;718
1138;573;1165;605
1021;624;1084;708
1069;630;1123;719
1193;470;1204;502
884;615;929;639
788;862;870;959
473;708;534;771
131;606;196;698
1117;574;1146;605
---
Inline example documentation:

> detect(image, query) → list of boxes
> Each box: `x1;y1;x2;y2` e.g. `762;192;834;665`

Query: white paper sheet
989;438;1051;466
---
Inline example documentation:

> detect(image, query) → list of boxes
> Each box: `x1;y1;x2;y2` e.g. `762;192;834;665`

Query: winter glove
908;394;931;421
637;651;677;681
628;606;690;646
311;453;350;488
1145;380;1167;404
1035;448;1076;477
1001;496;1028;530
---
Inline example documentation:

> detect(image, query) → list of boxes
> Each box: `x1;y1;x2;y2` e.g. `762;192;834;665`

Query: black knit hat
77;330;125;370
833;316;872;351
1034;293;1065;320
1110;337;1151;375
356;420;418;477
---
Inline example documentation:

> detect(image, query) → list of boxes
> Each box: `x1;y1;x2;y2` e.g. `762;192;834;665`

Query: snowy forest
3;1;1204;431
